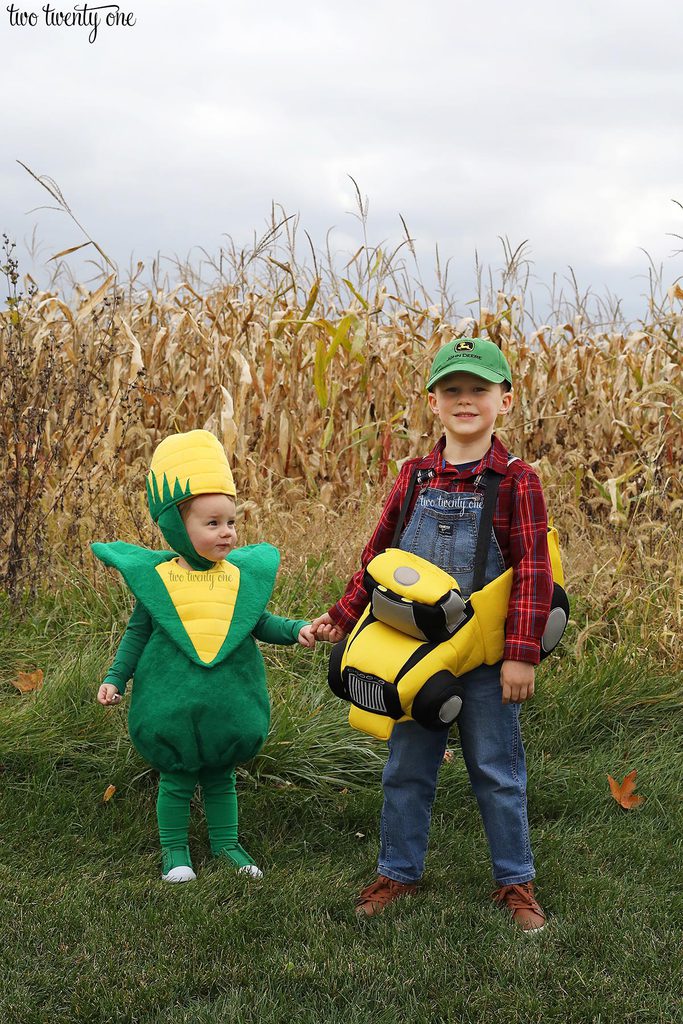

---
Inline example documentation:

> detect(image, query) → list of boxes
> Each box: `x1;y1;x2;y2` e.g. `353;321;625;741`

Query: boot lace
492;882;542;914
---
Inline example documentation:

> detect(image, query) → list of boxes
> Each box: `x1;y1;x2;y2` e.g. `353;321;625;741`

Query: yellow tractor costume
328;464;568;741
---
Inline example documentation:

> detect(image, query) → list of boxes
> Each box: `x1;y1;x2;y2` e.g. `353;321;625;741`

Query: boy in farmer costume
93;429;314;882
312;339;554;931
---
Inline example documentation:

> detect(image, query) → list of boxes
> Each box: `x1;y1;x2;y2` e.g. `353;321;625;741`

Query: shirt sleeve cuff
503;635;541;666
103;672;127;695
328;602;358;635
290;619;310;641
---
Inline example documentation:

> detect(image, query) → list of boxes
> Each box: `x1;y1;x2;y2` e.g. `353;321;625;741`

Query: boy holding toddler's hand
312;338;553;932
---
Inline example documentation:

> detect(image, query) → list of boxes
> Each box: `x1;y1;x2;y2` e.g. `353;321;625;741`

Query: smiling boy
312;338;554;930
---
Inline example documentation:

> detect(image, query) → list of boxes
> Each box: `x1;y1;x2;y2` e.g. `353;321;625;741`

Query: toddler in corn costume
93;430;315;882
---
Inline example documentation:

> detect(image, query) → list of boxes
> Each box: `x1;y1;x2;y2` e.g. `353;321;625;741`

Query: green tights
157;767;250;862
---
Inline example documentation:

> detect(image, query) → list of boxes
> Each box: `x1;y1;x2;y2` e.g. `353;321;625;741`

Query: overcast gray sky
2;0;682;321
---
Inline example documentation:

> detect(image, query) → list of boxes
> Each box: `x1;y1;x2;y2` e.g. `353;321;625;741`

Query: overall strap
471;468;504;593
390;467;434;548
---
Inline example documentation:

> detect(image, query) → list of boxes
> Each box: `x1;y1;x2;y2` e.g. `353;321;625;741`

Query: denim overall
378;474;535;887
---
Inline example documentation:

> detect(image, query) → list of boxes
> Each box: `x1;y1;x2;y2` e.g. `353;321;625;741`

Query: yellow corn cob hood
146;429;236;572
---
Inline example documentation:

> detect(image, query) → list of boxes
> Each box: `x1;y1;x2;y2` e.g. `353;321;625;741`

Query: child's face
179;493;238;562
428;372;512;445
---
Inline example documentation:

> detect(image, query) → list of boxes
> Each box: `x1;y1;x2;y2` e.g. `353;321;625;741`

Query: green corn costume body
91;430;307;878
91;541;301;773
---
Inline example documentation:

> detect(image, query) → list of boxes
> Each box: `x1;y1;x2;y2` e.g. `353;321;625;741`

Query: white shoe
238;864;264;880
162;865;197;883
161;846;196;883
215;844;264;879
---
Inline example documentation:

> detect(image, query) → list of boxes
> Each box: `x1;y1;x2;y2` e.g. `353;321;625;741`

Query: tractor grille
346;670;388;714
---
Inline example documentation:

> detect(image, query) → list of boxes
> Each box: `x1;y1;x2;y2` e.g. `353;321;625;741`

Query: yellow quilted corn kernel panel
155;559;241;663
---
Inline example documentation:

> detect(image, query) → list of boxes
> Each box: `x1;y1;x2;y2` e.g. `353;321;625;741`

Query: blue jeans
378;661;534;886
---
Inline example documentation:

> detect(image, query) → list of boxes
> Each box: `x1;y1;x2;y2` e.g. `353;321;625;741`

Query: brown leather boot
355;874;419;917
491;881;546;932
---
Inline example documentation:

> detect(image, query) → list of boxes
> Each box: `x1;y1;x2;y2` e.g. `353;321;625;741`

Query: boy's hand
500;661;535;704
98;683;122;706
310;613;346;644
297;624;316;648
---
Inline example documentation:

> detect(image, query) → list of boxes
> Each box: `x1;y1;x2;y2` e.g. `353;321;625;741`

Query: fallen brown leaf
102;785;117;803
607;769;645;810
12;669;44;694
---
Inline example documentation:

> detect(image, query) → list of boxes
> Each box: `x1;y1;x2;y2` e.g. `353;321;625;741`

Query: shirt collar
430;434;510;476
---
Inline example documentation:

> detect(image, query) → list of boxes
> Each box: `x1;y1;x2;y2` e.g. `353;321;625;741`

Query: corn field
1;232;681;663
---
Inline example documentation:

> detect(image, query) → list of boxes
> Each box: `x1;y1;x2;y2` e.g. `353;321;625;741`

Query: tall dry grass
1;214;681;664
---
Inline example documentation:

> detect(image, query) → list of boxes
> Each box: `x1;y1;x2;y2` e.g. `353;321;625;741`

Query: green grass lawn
1;574;681;1024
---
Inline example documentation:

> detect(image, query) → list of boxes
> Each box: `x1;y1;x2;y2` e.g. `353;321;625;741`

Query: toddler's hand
310;613;346;644
98;683;122;706
500;660;535;704
297;624;316;648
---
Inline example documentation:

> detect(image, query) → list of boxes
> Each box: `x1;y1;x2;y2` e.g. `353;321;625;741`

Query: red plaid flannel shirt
329;434;554;665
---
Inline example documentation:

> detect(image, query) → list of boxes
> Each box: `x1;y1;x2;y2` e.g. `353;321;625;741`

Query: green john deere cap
426;338;512;390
